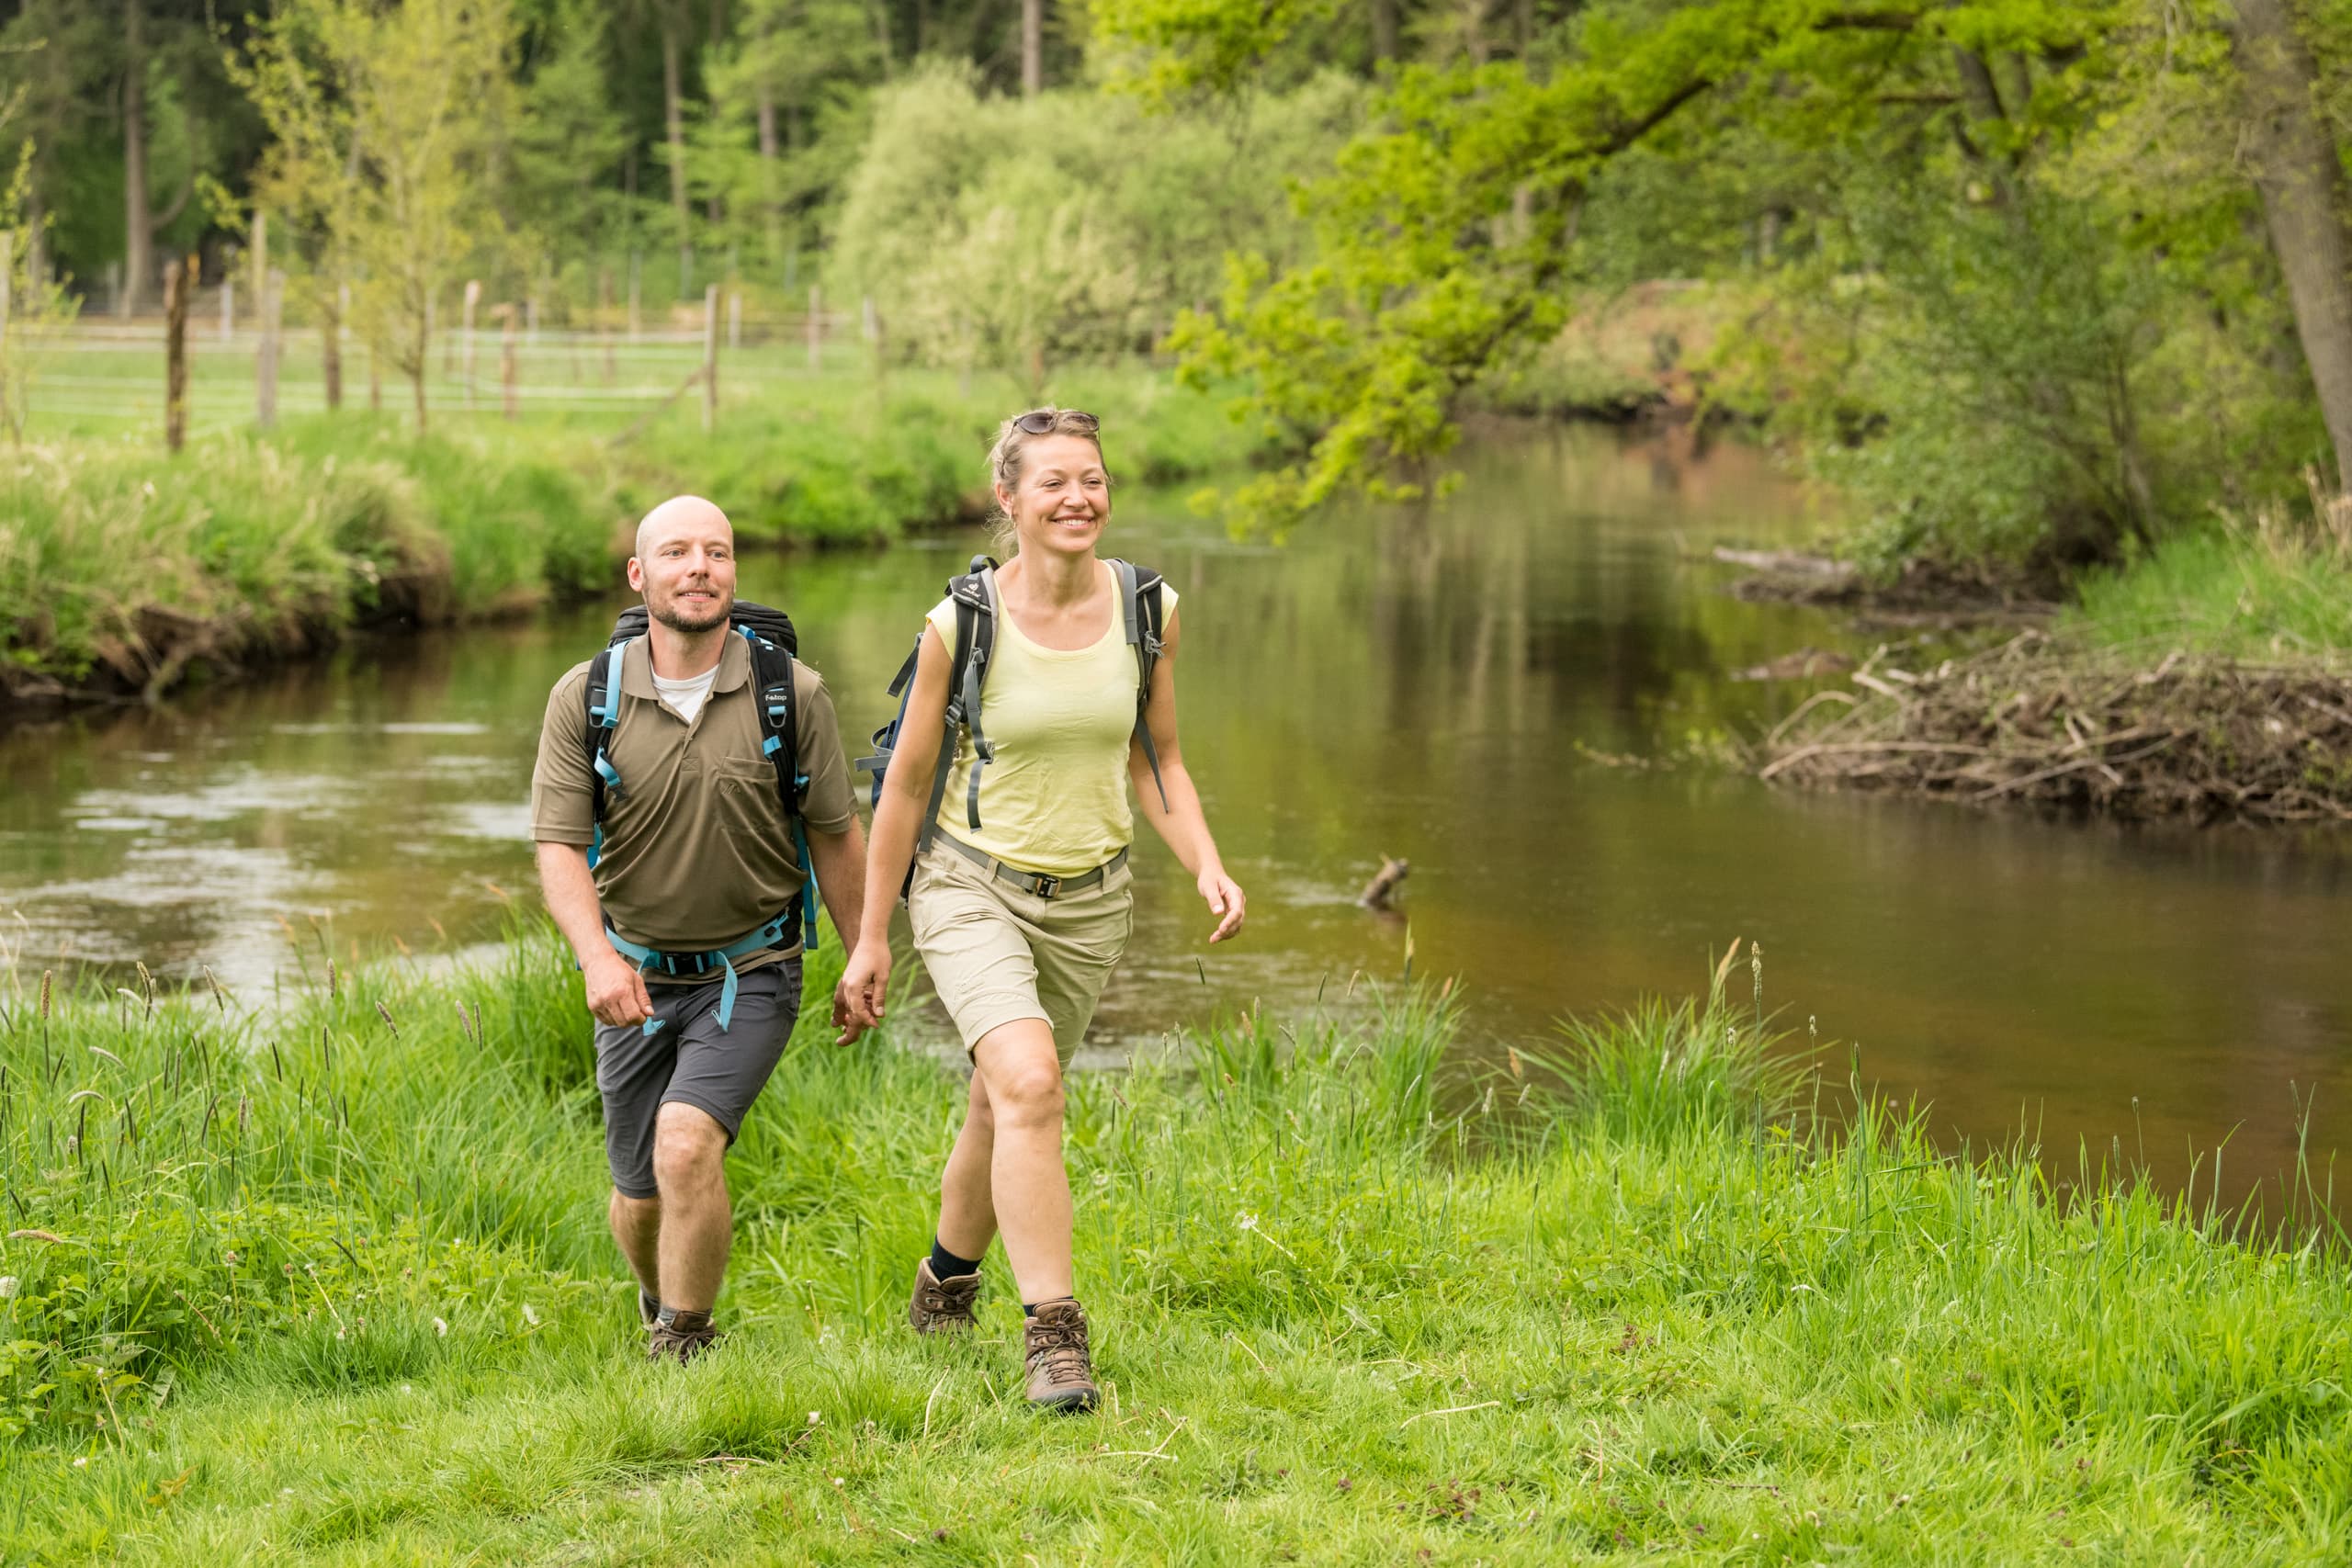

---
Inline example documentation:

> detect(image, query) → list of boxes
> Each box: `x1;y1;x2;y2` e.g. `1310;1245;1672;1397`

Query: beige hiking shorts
909;836;1135;1069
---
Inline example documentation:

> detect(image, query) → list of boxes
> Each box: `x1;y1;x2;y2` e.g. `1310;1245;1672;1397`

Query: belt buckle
1032;873;1061;899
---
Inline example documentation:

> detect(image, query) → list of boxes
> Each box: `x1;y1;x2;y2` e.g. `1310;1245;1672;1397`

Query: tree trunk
755;74;782;269
322;292;343;412
1022;0;1042;96
121;0;149;318
662;17;693;299
2232;0;2352;495
1371;0;1396;63
412;314;429;434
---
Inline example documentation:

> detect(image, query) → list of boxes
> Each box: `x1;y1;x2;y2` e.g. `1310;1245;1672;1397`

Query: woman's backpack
856;557;1168;872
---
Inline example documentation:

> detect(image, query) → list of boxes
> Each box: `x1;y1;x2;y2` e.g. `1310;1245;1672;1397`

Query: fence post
256;268;284;430
322;282;344;412
807;284;822;373
628;254;642;342
248;211;267;323
599;268;617;382
728;288;741;351
164;254;189;452
369;343;382;413
703;283;719;434
220;276;232;342
460;279;481;409
501;303;519;420
1;230;16;433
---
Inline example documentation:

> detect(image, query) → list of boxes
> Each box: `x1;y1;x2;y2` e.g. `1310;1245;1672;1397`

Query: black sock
1023;1296;1075;1318
930;1237;983;1280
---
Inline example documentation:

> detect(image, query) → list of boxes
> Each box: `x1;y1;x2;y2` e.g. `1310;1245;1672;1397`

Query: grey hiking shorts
593;959;802;1199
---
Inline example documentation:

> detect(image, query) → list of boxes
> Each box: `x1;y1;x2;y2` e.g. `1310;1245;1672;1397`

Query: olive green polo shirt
530;633;857;978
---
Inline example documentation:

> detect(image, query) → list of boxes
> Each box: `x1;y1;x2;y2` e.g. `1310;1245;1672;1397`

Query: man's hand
832;940;891;1044
583;953;654;1028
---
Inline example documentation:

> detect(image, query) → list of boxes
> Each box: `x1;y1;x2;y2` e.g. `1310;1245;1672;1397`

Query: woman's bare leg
967;1019;1072;1303
934;1068;1000;1262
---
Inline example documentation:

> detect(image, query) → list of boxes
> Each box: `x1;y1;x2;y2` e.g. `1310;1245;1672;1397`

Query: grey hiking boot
646;1307;722;1364
908;1258;981;1335
1023;1299;1100;1413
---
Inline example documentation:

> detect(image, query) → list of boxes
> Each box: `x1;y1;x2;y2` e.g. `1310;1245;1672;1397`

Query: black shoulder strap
744;629;803;814
923;557;999;847
582;639;629;855
1110;558;1170;813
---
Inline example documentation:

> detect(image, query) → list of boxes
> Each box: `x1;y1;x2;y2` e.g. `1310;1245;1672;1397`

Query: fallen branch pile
1755;631;2352;823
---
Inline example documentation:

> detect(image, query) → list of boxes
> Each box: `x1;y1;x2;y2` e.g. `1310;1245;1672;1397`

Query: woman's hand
833;939;892;1044
1198;865;1246;943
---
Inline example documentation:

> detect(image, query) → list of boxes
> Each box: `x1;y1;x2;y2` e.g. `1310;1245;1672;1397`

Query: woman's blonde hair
985;407;1107;552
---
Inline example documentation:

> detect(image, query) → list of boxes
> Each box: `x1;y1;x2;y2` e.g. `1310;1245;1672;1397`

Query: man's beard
650;586;732;634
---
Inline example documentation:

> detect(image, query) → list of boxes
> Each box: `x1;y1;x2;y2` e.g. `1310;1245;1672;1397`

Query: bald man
530;496;867;1362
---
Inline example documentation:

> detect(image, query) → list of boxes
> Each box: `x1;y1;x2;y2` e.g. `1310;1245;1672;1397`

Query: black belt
937;834;1127;900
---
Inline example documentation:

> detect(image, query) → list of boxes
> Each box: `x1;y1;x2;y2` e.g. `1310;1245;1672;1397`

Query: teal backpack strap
1111;558;1170;813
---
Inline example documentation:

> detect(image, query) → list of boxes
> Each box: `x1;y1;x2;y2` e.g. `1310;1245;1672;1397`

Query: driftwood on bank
1756;631;2352;823
1358;857;1409;909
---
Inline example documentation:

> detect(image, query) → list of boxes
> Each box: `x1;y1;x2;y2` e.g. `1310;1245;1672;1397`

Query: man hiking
531;495;866;1362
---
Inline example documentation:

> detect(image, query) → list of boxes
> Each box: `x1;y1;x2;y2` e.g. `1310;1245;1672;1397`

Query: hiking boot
1023;1299;1099;1413
908;1258;982;1335
646;1307;722;1364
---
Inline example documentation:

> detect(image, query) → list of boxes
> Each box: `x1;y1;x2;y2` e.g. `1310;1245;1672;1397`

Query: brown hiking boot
909;1258;982;1335
646;1307;722;1364
1023;1299;1099;1413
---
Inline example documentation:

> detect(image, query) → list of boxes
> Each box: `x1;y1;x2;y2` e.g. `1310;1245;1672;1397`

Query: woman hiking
835;407;1245;1412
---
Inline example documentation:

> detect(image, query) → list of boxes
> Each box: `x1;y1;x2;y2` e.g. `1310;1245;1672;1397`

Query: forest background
6;0;2352;679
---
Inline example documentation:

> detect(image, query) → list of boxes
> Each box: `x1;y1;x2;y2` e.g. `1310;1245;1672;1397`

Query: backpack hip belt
603;908;799;1035
934;833;1129;901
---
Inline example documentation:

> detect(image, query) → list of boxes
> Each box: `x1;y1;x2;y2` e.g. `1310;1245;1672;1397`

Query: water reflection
3;426;2348;1213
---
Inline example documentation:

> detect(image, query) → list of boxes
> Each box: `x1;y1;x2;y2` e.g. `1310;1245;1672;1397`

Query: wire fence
7;283;880;438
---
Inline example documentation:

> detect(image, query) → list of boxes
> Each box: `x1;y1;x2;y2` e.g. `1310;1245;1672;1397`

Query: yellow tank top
925;568;1178;876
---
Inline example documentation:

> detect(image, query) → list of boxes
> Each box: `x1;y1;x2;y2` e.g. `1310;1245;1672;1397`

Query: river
6;425;2349;1212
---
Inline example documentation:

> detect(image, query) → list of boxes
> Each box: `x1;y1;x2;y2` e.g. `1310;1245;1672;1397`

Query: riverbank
1748;530;2352;823
4;931;2348;1562
0;369;1260;714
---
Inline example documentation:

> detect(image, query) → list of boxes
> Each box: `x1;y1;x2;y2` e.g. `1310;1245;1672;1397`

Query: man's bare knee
966;1072;998;1133
650;1104;728;1193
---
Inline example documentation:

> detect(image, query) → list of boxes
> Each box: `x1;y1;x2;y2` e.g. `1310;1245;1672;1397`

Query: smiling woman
839;406;1246;1414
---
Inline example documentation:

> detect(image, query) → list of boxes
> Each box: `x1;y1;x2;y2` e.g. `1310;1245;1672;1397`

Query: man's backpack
582;601;820;953
857;557;1169;876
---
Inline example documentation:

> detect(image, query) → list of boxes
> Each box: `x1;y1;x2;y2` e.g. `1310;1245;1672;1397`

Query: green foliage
832;64;1361;391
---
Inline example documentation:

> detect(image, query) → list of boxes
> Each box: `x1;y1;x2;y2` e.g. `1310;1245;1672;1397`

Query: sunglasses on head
1012;409;1099;435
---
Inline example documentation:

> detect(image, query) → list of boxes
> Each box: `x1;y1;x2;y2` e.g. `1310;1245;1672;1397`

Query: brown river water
5;426;2350;1213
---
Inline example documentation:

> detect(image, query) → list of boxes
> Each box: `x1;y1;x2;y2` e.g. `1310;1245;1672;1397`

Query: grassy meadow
0;338;1262;695
1;927;2348;1562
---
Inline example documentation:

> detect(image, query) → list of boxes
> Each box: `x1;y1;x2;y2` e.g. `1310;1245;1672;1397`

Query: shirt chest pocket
710;760;789;843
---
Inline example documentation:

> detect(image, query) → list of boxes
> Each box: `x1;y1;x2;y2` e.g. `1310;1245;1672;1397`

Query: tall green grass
5;931;2349;1561
2068;526;2352;659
